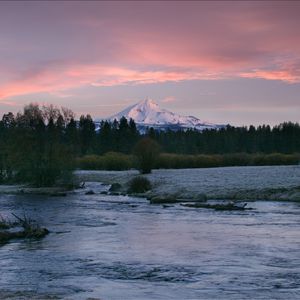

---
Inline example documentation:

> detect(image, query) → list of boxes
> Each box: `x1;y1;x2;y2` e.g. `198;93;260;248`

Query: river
0;170;300;299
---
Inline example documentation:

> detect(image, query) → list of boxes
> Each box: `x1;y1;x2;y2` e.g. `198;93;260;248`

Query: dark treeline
76;119;300;155
0;104;76;186
91;120;300;155
0;103;299;185
148;123;300;154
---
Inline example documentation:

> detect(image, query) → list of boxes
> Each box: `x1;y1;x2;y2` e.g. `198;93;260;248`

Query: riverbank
0;184;69;196
75;165;300;202
0;165;299;202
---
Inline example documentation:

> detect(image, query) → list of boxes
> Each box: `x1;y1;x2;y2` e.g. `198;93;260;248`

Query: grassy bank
77;152;300;170
157;153;300;168
77;152;136;170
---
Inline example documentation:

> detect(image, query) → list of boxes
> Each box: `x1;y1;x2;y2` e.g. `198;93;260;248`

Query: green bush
102;152;134;170
251;153;299;166
77;152;300;170
222;153;251;166
127;176;152;193
77;155;104;170
156;152;299;169
133;138;160;174
77;152;135;170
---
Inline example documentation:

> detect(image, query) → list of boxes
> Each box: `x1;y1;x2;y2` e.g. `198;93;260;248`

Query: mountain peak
136;98;159;111
110;99;222;131
142;97;157;105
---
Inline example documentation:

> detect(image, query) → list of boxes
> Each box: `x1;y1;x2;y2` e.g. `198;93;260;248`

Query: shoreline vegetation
0;214;49;245
77;152;300;171
1;165;299;202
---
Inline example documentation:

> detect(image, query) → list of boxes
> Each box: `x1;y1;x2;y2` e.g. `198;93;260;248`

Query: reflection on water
0;191;300;299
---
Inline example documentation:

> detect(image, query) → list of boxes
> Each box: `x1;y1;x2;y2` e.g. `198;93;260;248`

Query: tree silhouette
133;137;160;174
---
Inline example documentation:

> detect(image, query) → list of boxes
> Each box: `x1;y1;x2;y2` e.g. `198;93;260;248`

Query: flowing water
0;180;300;299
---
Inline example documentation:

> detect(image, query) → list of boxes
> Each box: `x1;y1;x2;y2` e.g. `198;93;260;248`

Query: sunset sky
0;1;299;125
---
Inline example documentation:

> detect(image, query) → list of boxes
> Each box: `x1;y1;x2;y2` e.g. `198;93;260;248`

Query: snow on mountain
109;98;223;131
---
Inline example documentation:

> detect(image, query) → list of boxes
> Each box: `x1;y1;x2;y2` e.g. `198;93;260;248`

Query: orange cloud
240;70;300;83
161;96;176;103
0;64;224;101
1;61;299;103
1;2;300;102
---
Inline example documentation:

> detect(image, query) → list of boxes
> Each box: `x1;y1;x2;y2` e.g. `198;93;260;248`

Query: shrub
127;176;152;193
76;155;104;170
251;153;300;166
103;152;134;170
222;153;252;166
77;152;135;170
156;152;300;169
77;152;300;171
133;138;160;174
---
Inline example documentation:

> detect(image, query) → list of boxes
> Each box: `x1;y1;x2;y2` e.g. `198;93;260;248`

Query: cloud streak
0;64;224;100
0;1;300;106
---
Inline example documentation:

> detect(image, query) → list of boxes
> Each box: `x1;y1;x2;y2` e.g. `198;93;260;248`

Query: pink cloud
240;70;300;83
161;96;176;103
0;64;224;101
1;1;300;102
1;60;299;103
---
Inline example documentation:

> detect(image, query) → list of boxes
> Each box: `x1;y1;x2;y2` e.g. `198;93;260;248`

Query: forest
0;103;299;186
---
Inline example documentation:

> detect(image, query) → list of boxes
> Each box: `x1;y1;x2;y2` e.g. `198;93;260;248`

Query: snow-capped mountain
109;98;223;131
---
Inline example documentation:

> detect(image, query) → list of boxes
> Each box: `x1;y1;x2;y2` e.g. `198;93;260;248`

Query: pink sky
0;1;299;125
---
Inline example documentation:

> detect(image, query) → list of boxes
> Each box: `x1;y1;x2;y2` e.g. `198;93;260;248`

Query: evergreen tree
79;114;96;155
